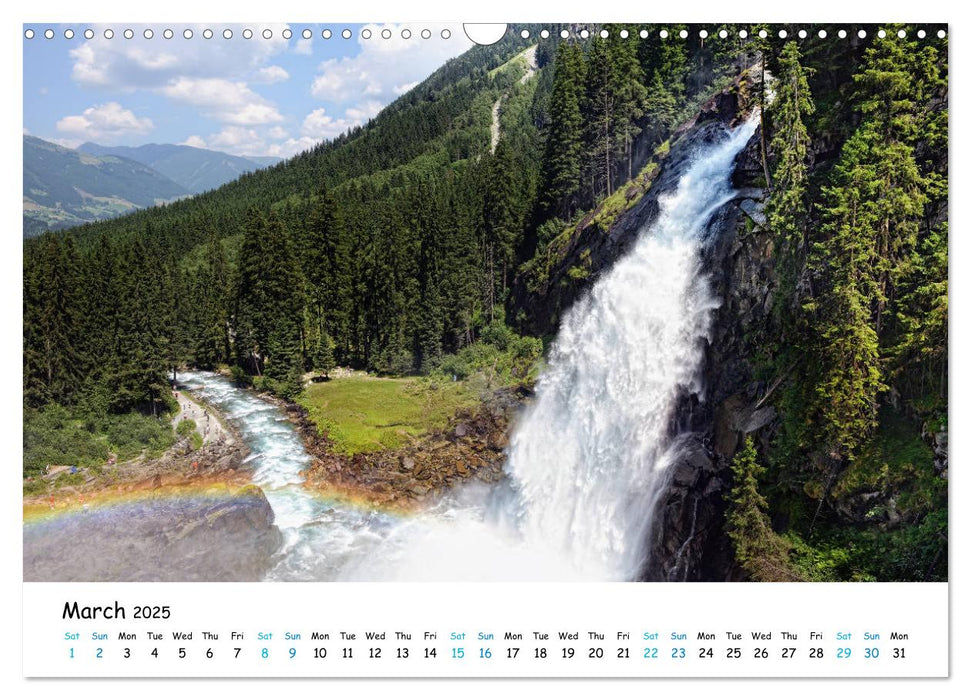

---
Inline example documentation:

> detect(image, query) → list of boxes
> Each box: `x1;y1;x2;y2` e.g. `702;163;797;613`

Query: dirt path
172;388;233;446
490;45;539;154
490;97;503;154
519;45;538;84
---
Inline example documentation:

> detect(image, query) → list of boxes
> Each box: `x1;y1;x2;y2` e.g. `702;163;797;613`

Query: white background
1;0;963;698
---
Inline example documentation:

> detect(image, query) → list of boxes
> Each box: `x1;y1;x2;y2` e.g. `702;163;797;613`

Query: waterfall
344;116;758;581
501;117;758;579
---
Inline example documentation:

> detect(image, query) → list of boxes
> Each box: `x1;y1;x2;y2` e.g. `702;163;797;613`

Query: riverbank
285;383;527;510
24;385;252;518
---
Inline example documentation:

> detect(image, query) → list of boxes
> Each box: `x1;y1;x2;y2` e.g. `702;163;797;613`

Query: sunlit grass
298;375;476;454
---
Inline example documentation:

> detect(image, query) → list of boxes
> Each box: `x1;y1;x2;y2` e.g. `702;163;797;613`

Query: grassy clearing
299;375;478;454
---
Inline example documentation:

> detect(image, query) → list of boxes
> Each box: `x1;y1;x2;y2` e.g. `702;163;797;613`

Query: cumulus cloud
300;105;384;142
264;136;318;158
344;100;384;123
55;102;154;144
310;23;469;105
253;65;289;85
293;38;313;56
207;126;267;154
160;77;283;125
393;80;419;96
180;135;208;149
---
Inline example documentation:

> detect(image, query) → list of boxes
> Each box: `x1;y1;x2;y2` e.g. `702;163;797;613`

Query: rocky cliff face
514;73;777;582
645;126;776;581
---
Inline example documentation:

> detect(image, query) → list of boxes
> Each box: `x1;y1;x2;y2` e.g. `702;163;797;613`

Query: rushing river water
177;371;402;581
24;117;756;583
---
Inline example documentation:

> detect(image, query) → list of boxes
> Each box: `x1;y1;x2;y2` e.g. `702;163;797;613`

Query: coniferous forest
24;24;948;582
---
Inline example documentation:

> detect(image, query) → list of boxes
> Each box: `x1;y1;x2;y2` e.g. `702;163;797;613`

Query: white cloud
160;77;283;125
55;102;154;144
181;135;208;149
207;126;266;154
310;23;470;105
48;137;84;149
300;107;362;141
393;81;419;96
344;100;384;123
265;136;318;158
267;126;289;140
293;38;313;56
253;65;289;85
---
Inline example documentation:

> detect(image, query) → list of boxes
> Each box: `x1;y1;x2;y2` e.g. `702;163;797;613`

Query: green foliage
832;407;940;516
23;404;175;478
229;365;252;387
766;41;815;303
541;42;586;218
787;507;948;583
433;320;542;386
175;418;197;437
726;437;802;581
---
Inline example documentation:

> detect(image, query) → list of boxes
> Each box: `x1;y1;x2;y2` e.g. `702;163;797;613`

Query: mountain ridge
78;142;282;195
23;135;189;238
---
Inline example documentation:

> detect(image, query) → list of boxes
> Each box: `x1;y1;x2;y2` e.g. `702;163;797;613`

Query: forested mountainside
23;136;189;237
24;24;948;581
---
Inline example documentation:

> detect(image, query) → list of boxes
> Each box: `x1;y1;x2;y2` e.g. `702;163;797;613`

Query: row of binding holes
23;27;452;40
22;27;952;41
520;28;946;40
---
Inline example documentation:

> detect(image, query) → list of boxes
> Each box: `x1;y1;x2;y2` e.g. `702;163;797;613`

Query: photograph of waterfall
23;23;948;585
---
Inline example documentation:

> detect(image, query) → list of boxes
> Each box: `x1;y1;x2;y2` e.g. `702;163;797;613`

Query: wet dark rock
738;198;767;229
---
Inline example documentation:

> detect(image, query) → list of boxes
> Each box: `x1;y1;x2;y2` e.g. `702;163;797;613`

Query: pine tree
766;41;815;303
583;37;618;200
805;125;887;460
541;42;586;218
851;35;929;332
891;223;947;400
313;332;337;379
640;30;687;132
609;34;648;182
234;208;270;374
726;437;800;581
23;233;83;406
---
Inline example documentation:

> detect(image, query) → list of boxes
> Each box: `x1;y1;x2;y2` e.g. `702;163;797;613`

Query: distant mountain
79;142;282;195
23;136;189;238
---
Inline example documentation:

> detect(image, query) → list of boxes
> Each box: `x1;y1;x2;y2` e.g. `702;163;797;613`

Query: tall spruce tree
766;41;815;304
540;41;586;218
726;437;801;581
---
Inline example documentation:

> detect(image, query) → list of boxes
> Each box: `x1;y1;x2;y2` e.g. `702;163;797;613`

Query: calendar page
18;9;951;687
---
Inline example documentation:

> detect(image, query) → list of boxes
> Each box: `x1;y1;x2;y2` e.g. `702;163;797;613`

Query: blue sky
23;23;472;158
